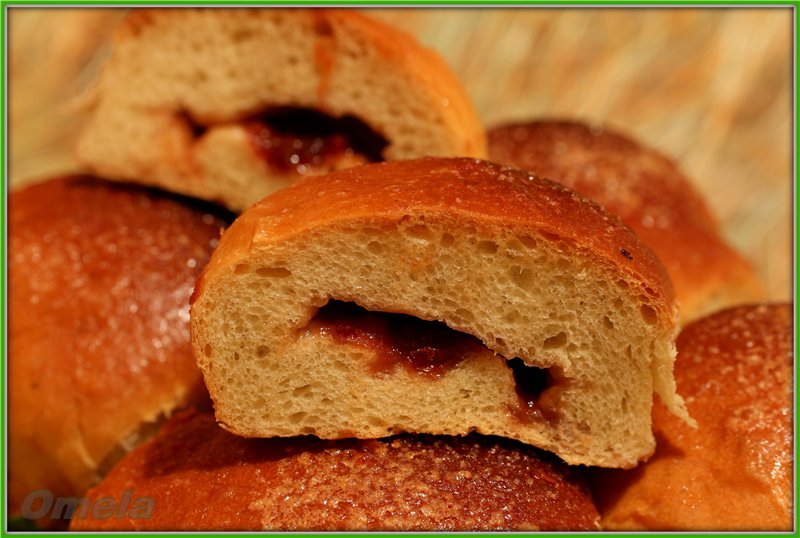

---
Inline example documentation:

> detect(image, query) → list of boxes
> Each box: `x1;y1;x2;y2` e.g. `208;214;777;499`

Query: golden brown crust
70;410;600;531
199;157;675;321
198;157;674;312
592;304;793;530
488;120;763;321
9;177;230;512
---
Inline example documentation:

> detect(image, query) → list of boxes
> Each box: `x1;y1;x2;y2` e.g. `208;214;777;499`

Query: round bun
76;8;487;211
70;409;600;531
191;157;691;469
488;120;763;322
9;177;229;514
592;304;792;530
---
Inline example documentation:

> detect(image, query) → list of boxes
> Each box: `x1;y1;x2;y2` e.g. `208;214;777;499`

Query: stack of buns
68;154;691;530
11;7;486;525
10;7;791;532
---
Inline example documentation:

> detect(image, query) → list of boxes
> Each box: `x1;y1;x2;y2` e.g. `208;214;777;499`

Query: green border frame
0;1;797;536
0;1;798;5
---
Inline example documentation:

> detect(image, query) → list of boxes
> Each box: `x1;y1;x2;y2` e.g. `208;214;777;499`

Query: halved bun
592;304;792;530
76;8;487;211
70;410;600;531
191;157;691;468
488;120;763;321
9;177;229;513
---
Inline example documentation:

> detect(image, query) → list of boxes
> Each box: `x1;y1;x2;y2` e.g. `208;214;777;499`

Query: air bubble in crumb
640;305;657;324
543;332;567;349
257;267;292;278
510;266;534;289
477;240;499;254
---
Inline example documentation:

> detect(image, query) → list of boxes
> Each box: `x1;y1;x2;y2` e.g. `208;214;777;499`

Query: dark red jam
245;108;388;175
306;301;561;421
509;358;561;423
307;301;484;379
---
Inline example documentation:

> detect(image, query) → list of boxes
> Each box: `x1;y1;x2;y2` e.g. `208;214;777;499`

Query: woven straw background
8;7;793;302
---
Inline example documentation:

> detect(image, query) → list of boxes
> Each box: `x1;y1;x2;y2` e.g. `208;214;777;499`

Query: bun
488;120;763;321
191;157;692;468
76;8;487;211
70;410;600;531
9;177;229;514
592;304;792;530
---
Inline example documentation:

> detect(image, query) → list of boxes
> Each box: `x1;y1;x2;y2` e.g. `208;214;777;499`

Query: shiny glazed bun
592;304;793;530
77;8;487;211
70;410;601;531
191;157;691;469
9;177;229;513
488;120;763;321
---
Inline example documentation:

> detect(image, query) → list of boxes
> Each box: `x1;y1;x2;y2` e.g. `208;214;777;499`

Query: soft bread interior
77;9;487;210
193;214;687;468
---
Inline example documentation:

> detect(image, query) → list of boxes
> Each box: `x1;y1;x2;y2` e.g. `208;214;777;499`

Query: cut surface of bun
592;304;793;530
70;410;601;531
191;157;691;469
76;8;487;211
9;177;229;513
488;120;763;322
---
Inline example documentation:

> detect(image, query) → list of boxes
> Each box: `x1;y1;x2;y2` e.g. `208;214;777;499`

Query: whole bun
191;157;691;469
77;8;487;211
70;410;600;531
592;304;793;530
9;177;229;517
488;120;763;321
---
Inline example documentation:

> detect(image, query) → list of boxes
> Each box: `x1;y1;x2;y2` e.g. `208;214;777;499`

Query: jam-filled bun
9;177;229;515
70;410;601;531
488;120;763;322
191;157;692;469
592;304;792;530
76;8;487;212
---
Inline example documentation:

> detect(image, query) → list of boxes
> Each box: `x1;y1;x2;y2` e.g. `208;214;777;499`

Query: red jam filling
306;301;561;422
244;108;388;175
306;301;483;379
508;358;560;423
